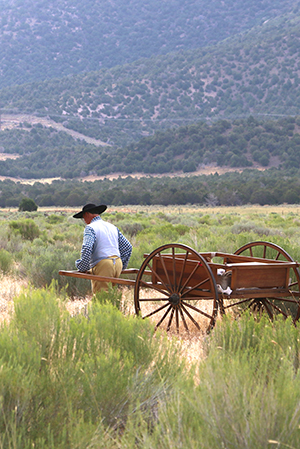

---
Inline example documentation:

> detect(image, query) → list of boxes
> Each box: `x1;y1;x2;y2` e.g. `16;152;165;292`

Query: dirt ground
0;275;91;324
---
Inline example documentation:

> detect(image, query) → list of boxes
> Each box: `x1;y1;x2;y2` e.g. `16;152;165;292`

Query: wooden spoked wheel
134;244;219;335
226;241;300;322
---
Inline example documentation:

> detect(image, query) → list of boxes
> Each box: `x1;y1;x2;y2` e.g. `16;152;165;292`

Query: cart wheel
223;241;300;322
134;243;218;335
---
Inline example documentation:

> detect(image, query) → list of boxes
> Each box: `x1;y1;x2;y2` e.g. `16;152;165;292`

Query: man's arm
118;229;132;269
75;227;96;272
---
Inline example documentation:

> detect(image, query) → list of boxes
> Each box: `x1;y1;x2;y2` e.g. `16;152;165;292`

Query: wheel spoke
244;299;257;311
264;299;288;318
139;297;169;301
181;300;215;320
145;260;172;294
276;296;300;304
260;299;273;319
143;302;170;319
167;308;175;331
158;252;174;294
263;245;267;258
139;279;169;296
181;303;201;330
179;307;189;332
176;308;179;333
183;289;215;298
223;297;257;310
155;305;173;329
177;251;190;291
180;276;210;296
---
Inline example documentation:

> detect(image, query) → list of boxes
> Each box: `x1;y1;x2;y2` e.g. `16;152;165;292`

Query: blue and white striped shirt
75;216;132;272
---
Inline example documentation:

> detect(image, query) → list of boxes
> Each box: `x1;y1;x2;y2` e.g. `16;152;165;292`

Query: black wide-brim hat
73;203;107;219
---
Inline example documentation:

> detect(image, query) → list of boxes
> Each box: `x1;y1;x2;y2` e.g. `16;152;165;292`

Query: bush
117;220;144;237
9;218;40;241
0;249;13;274
46;214;65;224
0;286;182;448
93;284;126;312
21;246;91;297
18;197;38;212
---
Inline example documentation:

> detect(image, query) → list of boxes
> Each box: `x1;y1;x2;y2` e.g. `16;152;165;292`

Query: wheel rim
225;241;300;322
134;243;218;335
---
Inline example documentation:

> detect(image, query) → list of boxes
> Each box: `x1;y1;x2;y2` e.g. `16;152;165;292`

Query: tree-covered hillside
1;13;300;148
117;116;300;175
0;124;110;179
0;0;298;87
1;116;300;178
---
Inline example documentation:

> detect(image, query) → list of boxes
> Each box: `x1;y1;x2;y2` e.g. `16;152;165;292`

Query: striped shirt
75;216;132;272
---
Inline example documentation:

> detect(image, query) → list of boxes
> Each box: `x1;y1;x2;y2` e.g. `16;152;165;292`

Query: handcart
59;241;300;334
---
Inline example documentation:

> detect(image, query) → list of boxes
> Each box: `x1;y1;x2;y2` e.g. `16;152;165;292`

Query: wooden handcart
59;241;300;335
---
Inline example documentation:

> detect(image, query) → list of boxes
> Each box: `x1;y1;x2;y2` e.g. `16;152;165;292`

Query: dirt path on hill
1;113;109;147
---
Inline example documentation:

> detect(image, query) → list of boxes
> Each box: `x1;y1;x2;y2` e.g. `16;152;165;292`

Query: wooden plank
229;288;300;299
228;264;290;289
58;270;136;287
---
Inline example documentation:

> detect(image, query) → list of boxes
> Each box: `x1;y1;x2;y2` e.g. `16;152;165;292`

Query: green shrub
9;218;40;241
18;197;38;212
21;246;91;297
93;284;128;312
0;248;13;274
0;286;182;448
46;214;65;224
117;220;144;237
231;220;277;236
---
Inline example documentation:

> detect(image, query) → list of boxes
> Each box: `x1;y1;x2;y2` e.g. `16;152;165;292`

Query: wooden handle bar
58;270;136;287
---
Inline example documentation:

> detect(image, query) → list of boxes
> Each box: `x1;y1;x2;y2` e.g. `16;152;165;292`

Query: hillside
1;12;300;151
0;0;297;88
0;116;298;179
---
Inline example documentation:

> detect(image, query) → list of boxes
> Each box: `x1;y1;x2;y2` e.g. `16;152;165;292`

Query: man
73;203;132;293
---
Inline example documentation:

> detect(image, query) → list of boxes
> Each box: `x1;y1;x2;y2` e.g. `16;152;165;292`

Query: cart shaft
59;270;136;287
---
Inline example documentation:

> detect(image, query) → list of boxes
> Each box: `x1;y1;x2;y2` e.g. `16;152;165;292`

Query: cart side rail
143;251;300;265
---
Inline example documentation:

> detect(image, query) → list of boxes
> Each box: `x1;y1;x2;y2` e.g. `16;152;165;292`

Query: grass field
1;204;300;447
2;202;300;341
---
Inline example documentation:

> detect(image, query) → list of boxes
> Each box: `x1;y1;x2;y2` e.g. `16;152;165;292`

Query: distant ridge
1;12;300;147
0;0;297;87
1;2;300;179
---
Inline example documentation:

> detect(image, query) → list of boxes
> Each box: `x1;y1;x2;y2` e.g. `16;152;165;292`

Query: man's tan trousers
91;256;122;293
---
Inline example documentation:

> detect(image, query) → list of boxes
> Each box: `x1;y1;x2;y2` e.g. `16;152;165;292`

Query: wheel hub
169;293;181;305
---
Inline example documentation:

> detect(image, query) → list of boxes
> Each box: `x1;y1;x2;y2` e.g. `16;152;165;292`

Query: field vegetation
1;205;300;447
